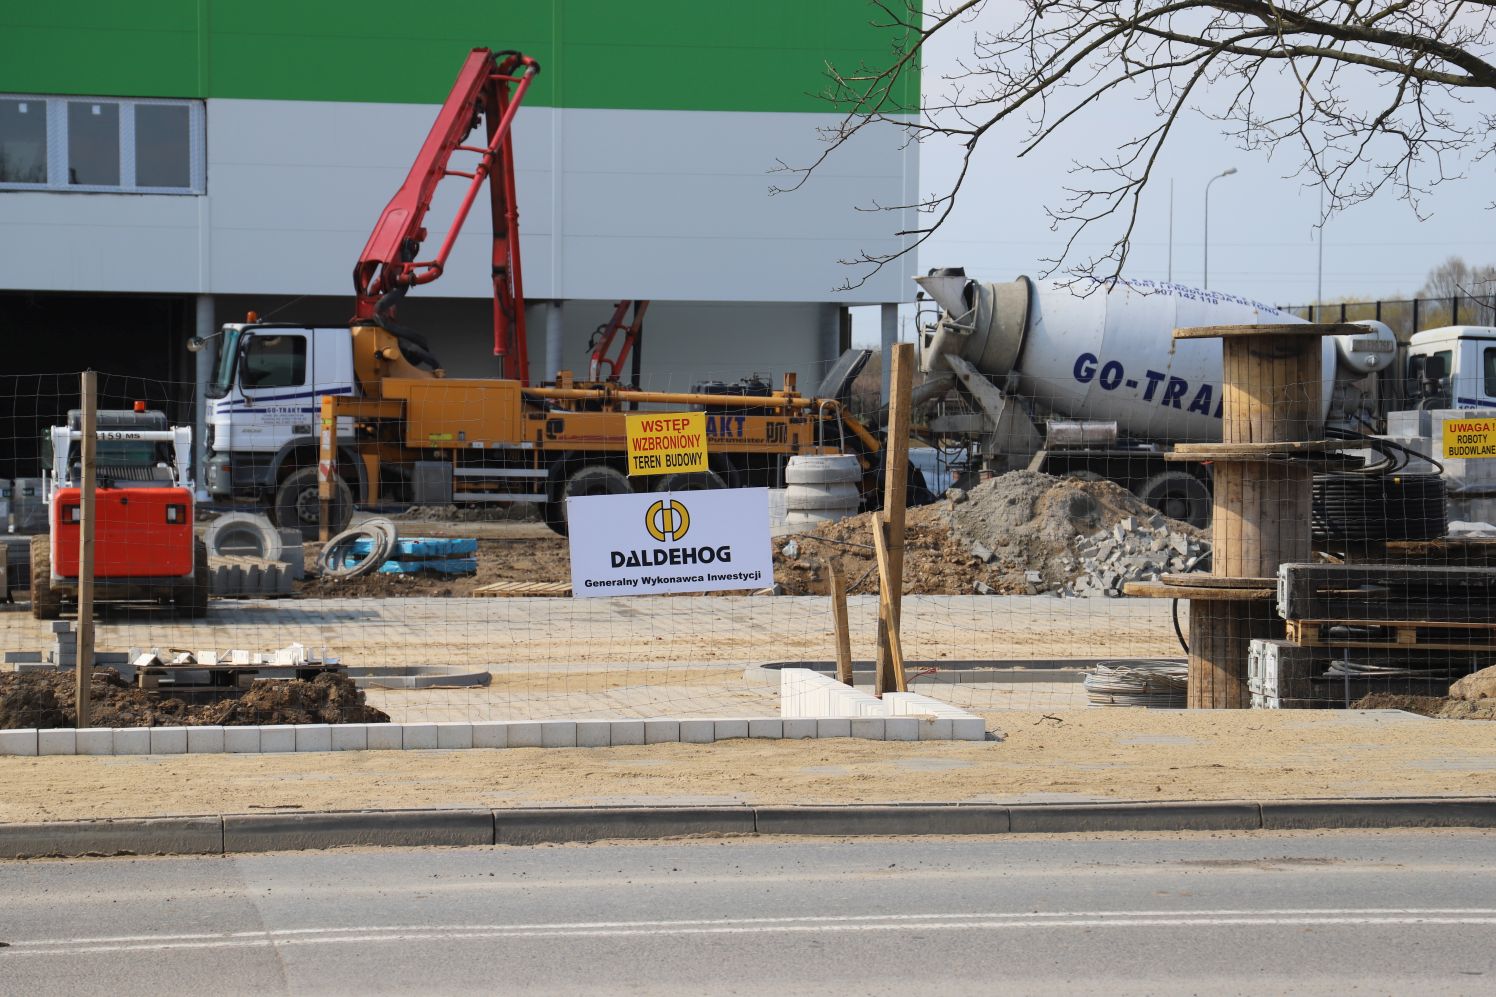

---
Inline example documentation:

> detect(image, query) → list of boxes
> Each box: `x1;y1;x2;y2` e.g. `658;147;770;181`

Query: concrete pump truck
196;48;915;538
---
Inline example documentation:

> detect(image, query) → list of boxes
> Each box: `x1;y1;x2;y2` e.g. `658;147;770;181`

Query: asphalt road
2;831;1494;995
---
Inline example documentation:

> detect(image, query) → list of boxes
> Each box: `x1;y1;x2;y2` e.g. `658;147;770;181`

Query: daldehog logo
610;498;732;568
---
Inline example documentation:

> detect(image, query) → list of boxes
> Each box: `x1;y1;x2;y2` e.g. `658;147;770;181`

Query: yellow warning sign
626;412;708;477
1442;416;1496;459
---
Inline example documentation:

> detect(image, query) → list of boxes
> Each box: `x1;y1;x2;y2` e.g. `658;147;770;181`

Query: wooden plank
874;342;913;696
473;581;572;597
828;562;854;687
1174;322;1361;340
1286;618;1496;650
871;520;907;693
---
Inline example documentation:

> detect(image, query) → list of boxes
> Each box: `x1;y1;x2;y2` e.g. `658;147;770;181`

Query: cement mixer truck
912;269;1397;526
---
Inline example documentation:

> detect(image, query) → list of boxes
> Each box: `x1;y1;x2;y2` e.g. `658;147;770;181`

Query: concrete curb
223;809;495;853
3;797;1494;859
494;806;757;845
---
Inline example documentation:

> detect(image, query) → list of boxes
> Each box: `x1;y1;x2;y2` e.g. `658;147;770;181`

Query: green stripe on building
0;0;919;113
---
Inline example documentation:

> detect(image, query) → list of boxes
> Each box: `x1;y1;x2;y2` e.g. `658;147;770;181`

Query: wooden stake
872;520;908;692
874;342;913;695
318;394;336;543
75;370;97;730
827;562;854;687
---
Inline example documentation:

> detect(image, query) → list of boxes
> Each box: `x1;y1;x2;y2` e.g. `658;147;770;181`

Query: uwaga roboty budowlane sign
625;411;707;476
567;488;774;597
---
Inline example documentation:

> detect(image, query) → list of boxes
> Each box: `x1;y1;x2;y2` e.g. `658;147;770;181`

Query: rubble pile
772;469;1208;597
1065;514;1208;597
945;470;1208;597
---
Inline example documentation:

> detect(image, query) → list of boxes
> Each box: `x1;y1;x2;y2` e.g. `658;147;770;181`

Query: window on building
0;94;203;194
240;335;308;391
1484;346;1496;399
0;99;47;183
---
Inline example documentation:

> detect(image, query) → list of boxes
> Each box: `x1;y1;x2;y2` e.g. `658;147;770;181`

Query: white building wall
0;99;916;305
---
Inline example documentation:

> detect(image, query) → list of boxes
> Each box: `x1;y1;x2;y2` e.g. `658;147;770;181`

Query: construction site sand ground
3;707;1494;825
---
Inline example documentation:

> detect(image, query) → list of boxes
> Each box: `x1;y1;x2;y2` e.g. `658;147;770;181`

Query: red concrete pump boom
352;48;540;382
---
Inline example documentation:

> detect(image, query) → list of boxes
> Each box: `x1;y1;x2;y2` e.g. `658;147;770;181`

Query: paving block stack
209;528;303;598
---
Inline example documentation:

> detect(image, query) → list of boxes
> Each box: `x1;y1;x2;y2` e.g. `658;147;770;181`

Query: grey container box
13;478;47;535
412;461;454;505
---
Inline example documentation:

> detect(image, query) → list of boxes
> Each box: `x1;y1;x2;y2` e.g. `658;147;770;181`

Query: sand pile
1353;664;1496;720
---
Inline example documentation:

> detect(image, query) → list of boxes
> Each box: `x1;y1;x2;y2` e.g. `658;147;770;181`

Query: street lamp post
1202;167;1237;290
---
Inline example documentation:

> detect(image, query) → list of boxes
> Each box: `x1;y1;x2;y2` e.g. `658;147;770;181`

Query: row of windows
0;95;204;194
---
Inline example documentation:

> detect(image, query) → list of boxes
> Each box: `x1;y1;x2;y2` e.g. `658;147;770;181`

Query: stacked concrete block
210;557;296;598
1247;639;1324;709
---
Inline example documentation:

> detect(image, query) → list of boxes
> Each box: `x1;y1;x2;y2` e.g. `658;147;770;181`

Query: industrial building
0;2;918;476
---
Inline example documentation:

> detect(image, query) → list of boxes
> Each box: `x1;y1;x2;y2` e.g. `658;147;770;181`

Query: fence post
874;342;913;696
75;370;98;729
319;394;336;543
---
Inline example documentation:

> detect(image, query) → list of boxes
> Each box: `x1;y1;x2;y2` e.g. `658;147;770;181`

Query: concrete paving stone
187;726;226;754
747;718;783;739
755;805;1011;836
507;722;544;748
470;721;509;749
493;806;756;845
816;718;852;739
223;726;261;753
609;720;645;746
224;809;493;853
916;717;954;741
1008;801;1262;834
38;728;76;755
75;728;114;755
951;717;988;741
331;724;368;751
679;719;716;744
541;721;577;748
149;726;188;755
644;719;680;744
259;726;296;753
295;724;334;752
113;727;152;755
781;718;818;740
0;816;224;859
435;722;473;750
714;719;750;741
884;717;919;742
576;721;611;748
850;717;886;741
365;724;403;751
402;723;438;750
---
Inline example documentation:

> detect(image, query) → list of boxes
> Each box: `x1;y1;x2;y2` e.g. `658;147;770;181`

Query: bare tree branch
783;0;1496;288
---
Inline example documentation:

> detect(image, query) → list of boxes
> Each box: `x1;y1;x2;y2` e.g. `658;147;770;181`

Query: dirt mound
774;470;1205;597
1352;692;1496;720
0;669;388;729
395;504;538;523
774;505;986;596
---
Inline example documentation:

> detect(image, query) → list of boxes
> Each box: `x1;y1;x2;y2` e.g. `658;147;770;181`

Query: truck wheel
655;471;726;493
175;539;210;618
274;467;353;541
543;465;632;537
29;535;62;620
1135;471;1211;529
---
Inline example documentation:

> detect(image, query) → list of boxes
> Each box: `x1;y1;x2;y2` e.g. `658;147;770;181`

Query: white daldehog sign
567;487;774;597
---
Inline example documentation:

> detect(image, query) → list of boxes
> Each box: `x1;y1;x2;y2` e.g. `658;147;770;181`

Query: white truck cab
203;323;360;530
1406;326;1496;409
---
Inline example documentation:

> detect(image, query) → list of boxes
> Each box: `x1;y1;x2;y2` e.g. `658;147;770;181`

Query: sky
849;4;1496;346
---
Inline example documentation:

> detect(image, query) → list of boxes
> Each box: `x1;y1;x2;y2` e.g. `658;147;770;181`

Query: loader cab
1406;327;1496;410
